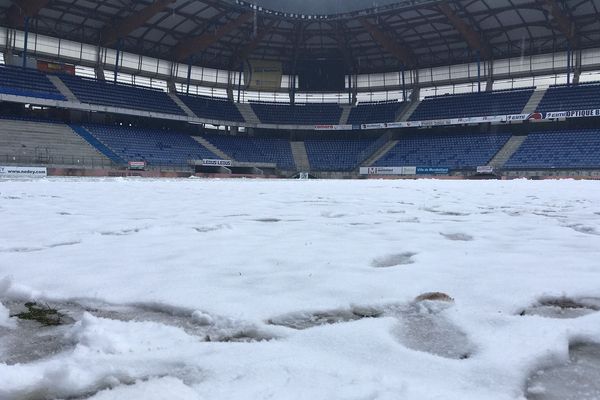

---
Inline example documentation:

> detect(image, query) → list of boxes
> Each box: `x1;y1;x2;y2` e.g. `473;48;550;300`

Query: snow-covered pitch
1;178;599;400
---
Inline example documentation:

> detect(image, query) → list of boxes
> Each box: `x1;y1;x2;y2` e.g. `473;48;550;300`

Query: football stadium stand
375;132;512;169
536;82;600;113
250;102;342;125
505;129;600;169
77;124;219;166
58;74;185;116
347;101;406;125
305;138;376;171
409;89;535;121
0;65;66;101
177;94;245;122
203;134;296;170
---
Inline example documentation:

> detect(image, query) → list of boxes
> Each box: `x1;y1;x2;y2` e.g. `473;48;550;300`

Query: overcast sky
249;0;401;14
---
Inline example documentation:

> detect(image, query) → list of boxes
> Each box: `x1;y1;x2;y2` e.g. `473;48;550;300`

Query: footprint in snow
519;296;600;319
525;342;600;400
371;252;417;268
440;233;474;241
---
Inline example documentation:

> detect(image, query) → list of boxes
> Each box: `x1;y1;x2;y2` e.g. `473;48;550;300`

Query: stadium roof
1;0;599;75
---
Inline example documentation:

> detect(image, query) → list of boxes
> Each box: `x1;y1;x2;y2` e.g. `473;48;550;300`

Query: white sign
476;166;494;174
0;166;47;178
360;166;417;175
201;159;232;167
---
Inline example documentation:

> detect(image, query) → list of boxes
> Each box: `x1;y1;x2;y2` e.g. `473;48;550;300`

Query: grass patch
13;302;64;326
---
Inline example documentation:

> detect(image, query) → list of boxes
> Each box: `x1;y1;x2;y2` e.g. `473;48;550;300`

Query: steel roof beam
538;0;577;47
232;19;278;65
358;17;415;66
101;0;176;47
437;2;491;59
173;11;253;61
7;0;50;27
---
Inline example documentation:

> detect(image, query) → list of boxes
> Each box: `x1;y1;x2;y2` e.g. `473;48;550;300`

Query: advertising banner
476;166;494;174
545;109;600;119
128;161;147;170
202;159;232;167
359;166;417;175
416;167;450;175
0;166;47;178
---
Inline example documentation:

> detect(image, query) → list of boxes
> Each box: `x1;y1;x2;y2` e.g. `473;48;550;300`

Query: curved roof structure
1;0;599;75
237;0;402;15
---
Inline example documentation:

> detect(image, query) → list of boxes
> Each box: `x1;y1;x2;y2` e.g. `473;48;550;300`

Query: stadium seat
375;132;511;168
409;89;534;121
250;102;342;125
505;129;600;169
0;65;66;101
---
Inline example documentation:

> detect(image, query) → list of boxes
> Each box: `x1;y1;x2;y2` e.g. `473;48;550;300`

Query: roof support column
486;59;494;92
22;16;29;68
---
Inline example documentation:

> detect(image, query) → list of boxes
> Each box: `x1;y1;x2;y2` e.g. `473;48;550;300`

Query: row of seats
179;94;244;122
375;132;512;168
203;134;296;170
537;82;600;113
410;89;534;121
347;101;406;125
305;138;376;171
81;124;218;166
0;65;65;100
506;129;600;168
59;74;185;116
250;102;342;125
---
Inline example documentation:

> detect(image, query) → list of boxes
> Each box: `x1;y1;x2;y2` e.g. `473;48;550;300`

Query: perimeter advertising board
359;167;417;175
202;159;233;167
0;166;47;178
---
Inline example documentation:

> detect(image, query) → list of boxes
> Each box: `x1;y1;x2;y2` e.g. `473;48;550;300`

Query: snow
1;178;600;399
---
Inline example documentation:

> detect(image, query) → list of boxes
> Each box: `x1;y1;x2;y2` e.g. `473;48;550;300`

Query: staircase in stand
488;135;528;168
290;141;311;171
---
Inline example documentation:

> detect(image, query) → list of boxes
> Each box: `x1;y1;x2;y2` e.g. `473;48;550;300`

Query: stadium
0;1;600;399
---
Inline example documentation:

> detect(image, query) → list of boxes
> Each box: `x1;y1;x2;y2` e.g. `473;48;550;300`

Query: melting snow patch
393;299;473;360
520;297;600;319
440;232;474;241
371;252;417;268
526;342;600;400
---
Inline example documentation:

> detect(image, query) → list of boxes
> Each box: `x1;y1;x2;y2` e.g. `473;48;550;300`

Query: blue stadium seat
305;138;376;171
375;132;511;168
178;94;245;122
537;82;600;113
505;129;600;168
409;89;534;121
250;102;342;125
0;65;66;101
58;74;185;115
203;134;295;170
347;101;406;125
81;124;218;166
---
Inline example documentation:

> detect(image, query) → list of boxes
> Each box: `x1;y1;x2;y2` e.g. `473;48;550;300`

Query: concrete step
363;139;398;167
522;88;548;114
47;75;79;102
168;93;197;118
290;141;310;171
396;99;421;122
339;105;352;125
488;135;528;168
236;103;261;124
192;136;233;161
